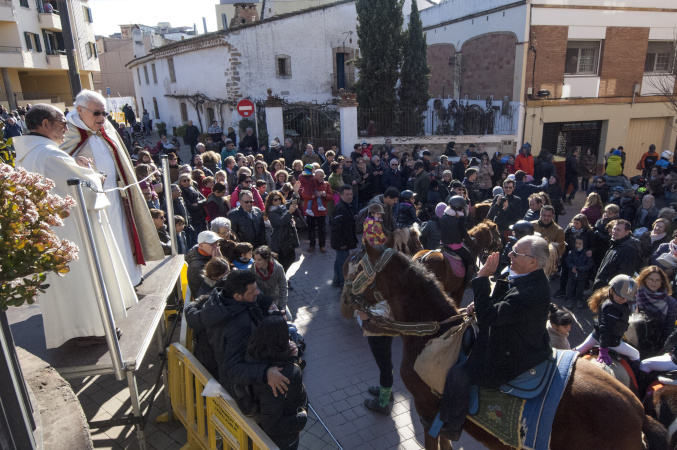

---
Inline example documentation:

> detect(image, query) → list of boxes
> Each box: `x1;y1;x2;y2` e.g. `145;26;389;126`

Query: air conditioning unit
501;139;514;154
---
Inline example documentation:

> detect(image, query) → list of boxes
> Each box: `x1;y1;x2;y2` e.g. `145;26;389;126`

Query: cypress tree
354;0;404;134
398;0;430;135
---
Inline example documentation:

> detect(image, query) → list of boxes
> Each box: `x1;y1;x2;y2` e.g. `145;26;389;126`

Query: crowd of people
9;93;677;447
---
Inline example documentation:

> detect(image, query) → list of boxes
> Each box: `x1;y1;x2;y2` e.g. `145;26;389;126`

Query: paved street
64;132;593;450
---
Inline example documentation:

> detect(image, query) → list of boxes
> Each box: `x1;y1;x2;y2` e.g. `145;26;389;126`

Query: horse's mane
389;224;421;255
469;219;497;235
387;250;459;316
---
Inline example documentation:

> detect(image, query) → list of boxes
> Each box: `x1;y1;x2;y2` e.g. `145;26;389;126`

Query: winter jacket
523;209;540;222
565;154;579;179
231;184;265;211
382;167;404;191
514;153;534;175
200;290;271;388
593;235;642;290
301;179;332;217
252;171;276;193
239;133;258;153
634;205;660;230
249;259;288;308
620;197;639;223
566;248;594;279
467;269;552;388
439;213;471;246
605;155;623;177
229;206;266;248
635;286;677;341
396;203;420;227
157;225;172;256
330;200;358;250
478;162;494;190
514;178;548;217
301;152;322;166
452;160;467;181
205;193;230;222
580;154;597;178
180;184;207;228
532;220;566;257
580;205;603;225
184;300;219;378
547;321;571;350
355;195;396;236
488;193;523;232
420;218;442;250
186;246;212;297
593;299;632;349
491;156;505;185
267;205;299;254
363;217;387;246
282;145;302;168
413;170;430;205
534;160;556;182
250;359;307;450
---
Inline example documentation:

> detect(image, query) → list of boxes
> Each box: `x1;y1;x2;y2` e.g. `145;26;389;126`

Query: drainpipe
56;0;82;103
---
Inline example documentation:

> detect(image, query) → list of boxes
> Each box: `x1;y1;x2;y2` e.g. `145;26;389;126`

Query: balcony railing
0;46;22;54
331;71;356;95
14;92;72;103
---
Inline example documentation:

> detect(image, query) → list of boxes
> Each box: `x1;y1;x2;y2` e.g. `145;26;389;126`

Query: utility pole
56;0;82;103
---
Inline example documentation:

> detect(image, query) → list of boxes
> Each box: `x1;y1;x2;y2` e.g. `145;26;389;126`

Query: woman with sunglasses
178;173;208;236
253;161;276;194
230;172;265;210
264;190;299;279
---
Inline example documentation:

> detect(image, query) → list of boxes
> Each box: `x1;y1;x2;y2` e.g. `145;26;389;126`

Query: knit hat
435;202;447;218
303;164;314;175
612;150;621;156
493;186;504;196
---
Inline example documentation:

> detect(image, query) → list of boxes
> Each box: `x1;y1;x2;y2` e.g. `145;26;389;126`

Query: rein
344;248;466;336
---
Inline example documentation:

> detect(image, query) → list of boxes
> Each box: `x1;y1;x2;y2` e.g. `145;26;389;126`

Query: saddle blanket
441;250;465;278
467;349;578;449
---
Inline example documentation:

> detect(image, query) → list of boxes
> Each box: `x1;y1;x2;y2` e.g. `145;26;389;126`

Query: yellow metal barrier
167;343;279;450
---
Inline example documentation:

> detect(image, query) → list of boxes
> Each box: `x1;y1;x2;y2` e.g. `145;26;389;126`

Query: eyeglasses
596;180;604;184
345;160;353;164
504;185;514;190
83;106;107;116
272;197;282;202
241;200;253;204
244;179;252;183
509;249;536;259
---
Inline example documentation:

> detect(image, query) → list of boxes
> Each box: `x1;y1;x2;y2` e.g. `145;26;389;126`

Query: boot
364;397;391;415
368;385;394;401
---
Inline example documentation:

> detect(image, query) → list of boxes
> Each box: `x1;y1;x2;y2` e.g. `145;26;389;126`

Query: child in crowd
150;209;172;256
439;195;473;284
214;170;227;187
363;203;387;247
174;215;188;255
247;315;308;450
396;190;420;228
299;164;325;216
547;304;573;350
232;242;254;270
506;154;516;174
575;275;640;367
565;235;594;309
201;176;215;198
256;179;268;203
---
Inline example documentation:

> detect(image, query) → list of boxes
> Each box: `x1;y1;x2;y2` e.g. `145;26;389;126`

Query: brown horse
347;245;668;450
412;220;502;303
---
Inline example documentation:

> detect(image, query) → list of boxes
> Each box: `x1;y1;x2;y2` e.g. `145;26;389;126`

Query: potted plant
156;121;167;137
0;163;78;448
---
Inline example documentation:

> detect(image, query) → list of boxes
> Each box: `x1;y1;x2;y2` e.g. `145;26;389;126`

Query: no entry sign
236;99;255;117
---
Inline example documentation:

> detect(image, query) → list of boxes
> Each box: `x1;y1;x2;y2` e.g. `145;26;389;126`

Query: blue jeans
333;249;350;286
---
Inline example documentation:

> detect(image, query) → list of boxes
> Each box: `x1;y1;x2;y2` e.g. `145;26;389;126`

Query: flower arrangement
0;164;78;311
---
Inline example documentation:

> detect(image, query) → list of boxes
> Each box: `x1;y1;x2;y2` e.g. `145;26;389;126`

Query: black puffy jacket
593;234;642;290
184;300;218;378
593;299;631;348
180;184;207;227
330;200;358;250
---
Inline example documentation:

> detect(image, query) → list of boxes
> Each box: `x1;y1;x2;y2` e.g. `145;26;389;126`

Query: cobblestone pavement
68;132;593;449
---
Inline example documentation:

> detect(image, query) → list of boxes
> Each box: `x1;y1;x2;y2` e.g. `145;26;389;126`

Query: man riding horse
439;195;476;285
438;236;553;441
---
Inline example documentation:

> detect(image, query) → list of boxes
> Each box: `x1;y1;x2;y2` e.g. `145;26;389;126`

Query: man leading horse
438;235;553;440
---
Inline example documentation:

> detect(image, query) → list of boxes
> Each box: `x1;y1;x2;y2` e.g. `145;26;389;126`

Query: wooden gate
625;117;669;176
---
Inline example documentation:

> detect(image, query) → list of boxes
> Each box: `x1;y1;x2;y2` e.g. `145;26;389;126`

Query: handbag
414;318;473;396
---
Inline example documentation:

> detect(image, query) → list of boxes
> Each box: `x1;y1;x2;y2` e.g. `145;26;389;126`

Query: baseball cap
609;275;637;301
198;231;221;245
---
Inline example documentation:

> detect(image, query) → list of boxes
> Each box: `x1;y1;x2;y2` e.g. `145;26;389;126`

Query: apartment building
420;0;677;174
0;0;99;110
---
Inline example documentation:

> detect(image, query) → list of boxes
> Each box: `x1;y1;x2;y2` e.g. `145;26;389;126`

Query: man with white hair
61;89;163;285
437;236;552;441
14;104;139;348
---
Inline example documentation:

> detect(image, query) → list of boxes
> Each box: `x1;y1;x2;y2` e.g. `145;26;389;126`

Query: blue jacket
514;179;548;216
565;249;593;278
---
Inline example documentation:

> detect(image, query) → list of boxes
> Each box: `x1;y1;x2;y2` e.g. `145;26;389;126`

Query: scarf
443;207;464;217
651;232;667;244
255;260;275;281
635;286;670;318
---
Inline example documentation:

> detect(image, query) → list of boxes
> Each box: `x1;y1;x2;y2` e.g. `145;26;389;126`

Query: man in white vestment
14;104;141;348
61;90;163;285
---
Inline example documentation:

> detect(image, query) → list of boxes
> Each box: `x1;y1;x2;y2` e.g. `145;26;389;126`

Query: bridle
343;248;466;336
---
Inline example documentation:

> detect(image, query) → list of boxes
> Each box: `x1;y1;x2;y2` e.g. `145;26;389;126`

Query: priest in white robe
14;104;140;348
61;90;163;285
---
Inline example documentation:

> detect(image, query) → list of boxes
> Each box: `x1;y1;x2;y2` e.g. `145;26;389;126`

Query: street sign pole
253;101;260;148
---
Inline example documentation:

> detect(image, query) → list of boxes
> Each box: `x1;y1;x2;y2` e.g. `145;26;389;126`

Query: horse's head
471;220;503;255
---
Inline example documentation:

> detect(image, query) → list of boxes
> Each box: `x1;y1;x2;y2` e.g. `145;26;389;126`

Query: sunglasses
241;200;253;204
273;197;283;202
345;161;353;164
83;106;107;116
509;249;536;259
244;179;252;183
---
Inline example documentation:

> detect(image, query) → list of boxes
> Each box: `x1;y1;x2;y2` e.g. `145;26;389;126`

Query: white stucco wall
129;1;358;133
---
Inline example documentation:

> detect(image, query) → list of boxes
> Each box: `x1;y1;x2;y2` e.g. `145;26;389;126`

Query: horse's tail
642;414;669;450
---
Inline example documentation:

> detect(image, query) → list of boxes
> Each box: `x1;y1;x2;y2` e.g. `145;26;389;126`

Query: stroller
131;122;144;142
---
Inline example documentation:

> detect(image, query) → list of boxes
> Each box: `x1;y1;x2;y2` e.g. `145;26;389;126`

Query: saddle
438;247;465;278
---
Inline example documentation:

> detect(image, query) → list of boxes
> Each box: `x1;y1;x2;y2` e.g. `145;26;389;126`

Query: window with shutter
33;33;42;52
137;68;142;84
168;58;176;83
42;30;52;55
87;7;93;23
151;64;157;84
24;32;33;51
92;42;98;58
143;66;149;84
85;42;92;59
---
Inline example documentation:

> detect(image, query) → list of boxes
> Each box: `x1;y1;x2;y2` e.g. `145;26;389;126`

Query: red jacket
514;154;534;175
301;179;332;217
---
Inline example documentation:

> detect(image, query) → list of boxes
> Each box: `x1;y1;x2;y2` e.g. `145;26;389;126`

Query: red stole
69;127;146;265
